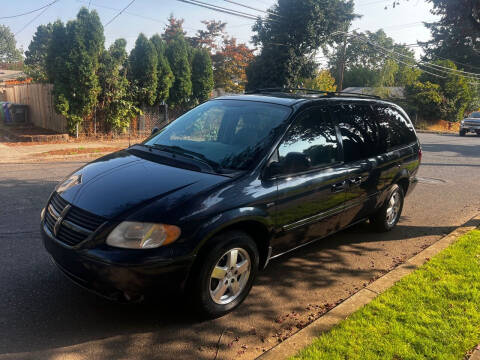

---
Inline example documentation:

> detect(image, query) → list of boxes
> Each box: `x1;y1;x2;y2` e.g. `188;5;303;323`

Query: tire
370;184;404;232
187;231;259;319
459;130;466;136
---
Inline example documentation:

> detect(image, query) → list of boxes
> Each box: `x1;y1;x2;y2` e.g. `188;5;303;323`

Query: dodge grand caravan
41;89;421;318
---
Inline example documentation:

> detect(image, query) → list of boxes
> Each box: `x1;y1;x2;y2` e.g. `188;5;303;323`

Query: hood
56;149;228;218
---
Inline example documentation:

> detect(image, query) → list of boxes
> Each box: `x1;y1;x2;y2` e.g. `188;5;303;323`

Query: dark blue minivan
41;90;420;318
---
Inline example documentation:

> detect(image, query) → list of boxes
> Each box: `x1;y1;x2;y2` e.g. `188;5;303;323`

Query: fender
192;206;274;254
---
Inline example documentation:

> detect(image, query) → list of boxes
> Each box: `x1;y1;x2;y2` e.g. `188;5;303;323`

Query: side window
333;104;381;162
277;107;339;175
374;106;417;150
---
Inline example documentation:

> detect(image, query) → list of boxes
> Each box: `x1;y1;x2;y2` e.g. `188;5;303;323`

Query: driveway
0;133;479;360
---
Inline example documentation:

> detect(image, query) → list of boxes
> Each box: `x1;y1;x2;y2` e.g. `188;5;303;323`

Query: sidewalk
0;139;132;163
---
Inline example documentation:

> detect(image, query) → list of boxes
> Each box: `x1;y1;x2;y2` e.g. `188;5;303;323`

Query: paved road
0;133;479;360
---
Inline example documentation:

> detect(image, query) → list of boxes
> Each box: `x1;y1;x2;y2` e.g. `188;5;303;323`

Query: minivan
41;89;421;318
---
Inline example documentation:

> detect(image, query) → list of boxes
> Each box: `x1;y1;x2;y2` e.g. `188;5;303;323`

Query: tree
45;20;68;84
213;37;254;93
328;30;419;89
98;39;140;131
192;20;226;51
128;33;158;107
246;0;356;90
25;24;53;82
163;14;186;43
151;34;174;104
0;25;22;63
303;70;337;91
191;48;214;103
52;8;105;134
405;81;443;120
166;36;192;107
422;0;480;73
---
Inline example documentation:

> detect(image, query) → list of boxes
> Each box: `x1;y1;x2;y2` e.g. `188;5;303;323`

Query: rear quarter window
373;105;416;150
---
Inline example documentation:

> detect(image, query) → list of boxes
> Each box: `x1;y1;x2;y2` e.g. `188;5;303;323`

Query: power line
14;2;58;36
221;0;281;18
0;0;59;19
178;0;262;21
103;0;136;27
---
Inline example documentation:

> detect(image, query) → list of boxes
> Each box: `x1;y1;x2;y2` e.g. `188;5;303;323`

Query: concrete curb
415;129;458;135
257;214;480;360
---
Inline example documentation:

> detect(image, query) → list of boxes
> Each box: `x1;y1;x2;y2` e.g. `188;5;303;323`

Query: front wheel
459;129;466;136
370;184;404;232
187;231;259;319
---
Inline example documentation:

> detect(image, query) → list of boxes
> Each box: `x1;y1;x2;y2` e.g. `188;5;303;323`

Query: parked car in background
41;89;421;318
460;112;480;136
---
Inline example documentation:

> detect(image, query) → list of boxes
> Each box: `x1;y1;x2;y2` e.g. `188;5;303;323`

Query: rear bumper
41;223;194;301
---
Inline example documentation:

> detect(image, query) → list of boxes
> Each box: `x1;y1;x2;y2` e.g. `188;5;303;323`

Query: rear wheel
187;231;259;319
370;184;404;232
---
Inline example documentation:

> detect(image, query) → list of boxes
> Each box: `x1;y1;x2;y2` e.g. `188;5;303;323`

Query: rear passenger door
271;106;350;254
332;103;384;227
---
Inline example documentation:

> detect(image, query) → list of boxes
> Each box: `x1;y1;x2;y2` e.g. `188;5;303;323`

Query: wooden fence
4;83;67;133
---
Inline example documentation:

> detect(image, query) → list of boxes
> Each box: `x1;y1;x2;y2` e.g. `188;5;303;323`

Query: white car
460;112;480;136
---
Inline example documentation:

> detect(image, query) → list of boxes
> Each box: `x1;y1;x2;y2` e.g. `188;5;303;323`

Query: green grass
293;229;480;360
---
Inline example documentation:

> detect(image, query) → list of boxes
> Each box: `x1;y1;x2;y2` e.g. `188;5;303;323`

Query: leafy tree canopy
0;25;22;63
163;14;187;43
247;0;357;90
191;48;214;103
166;35;192;108
303;70;337;91
25;23;54;82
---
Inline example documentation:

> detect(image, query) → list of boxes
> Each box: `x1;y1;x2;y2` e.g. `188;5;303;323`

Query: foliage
150;34;174;104
51;8;104;134
328;29;419;89
0;25;22;63
128;33;158;107
247;0;357;90
166;36;192;108
303;70;337;91
163;14;187;43
213;37;255;93
293;229;480;360
24;24;53;82
406;60;474;122
191;48;214;103
191;20;226;52
423;0;480;73
98;39;141;131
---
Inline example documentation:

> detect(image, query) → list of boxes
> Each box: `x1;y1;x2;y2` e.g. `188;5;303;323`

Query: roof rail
245;87;381;99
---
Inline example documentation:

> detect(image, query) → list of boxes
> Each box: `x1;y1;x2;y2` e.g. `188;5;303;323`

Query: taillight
418;147;422;163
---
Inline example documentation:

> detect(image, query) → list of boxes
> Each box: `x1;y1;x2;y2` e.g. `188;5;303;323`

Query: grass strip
293;229;480;360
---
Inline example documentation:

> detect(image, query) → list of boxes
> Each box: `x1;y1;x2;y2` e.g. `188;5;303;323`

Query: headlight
461;120;464;125
106;222;181;249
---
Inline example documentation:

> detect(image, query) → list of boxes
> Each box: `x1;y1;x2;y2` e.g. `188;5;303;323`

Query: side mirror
264;161;282;178
151;127;160;136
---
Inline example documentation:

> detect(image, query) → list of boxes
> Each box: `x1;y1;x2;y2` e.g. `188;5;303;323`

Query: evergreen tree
150;34;174;104
166;36;192;107
98;39;140;131
191;48;214;103
128;33;158;107
25;24;54;82
247;0;356;90
51;9;105;134
163;14;187;43
45;20;68;84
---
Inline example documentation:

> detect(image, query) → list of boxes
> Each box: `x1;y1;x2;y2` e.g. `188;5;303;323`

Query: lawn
293;229;480;360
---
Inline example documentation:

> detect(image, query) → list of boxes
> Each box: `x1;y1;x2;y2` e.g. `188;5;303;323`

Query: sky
2;0;439;60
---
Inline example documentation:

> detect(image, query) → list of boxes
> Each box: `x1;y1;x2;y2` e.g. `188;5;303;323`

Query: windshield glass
470;112;480;118
144;100;291;171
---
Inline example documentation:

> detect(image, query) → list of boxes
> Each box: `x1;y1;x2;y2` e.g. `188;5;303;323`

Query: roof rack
245;87;381;99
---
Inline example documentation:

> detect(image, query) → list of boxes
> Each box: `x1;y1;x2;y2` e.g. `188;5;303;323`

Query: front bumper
41;223;194;301
461;125;480;132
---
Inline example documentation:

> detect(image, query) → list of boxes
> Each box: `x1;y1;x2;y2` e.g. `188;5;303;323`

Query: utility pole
338;24;349;92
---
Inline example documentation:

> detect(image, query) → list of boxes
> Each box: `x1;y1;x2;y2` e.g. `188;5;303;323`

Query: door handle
331;181;347;193
349;176;363;185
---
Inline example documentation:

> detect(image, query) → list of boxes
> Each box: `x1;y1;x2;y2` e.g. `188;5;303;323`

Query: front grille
465;121;480;126
44;192;106;246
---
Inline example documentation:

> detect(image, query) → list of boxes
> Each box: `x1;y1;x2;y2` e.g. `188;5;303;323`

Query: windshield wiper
151;144;221;172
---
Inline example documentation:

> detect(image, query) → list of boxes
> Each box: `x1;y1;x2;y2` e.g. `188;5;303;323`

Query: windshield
144;100;291;171
470;112;480;118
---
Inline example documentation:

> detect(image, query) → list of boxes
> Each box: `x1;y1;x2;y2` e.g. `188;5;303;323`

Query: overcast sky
3;0;439;59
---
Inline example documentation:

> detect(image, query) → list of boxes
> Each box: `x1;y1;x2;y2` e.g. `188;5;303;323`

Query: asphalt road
0;133;479;360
